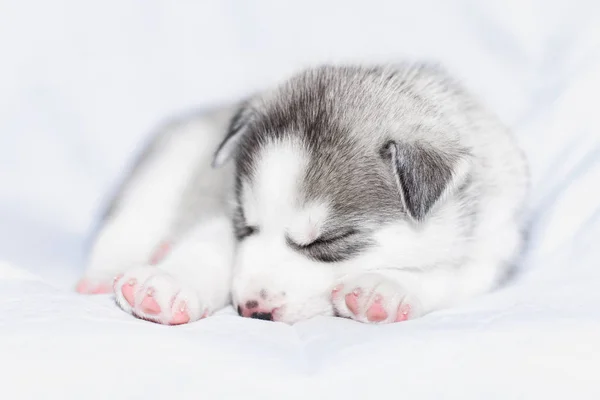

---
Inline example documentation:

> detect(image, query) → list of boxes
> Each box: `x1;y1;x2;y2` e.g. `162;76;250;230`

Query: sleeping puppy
76;63;529;325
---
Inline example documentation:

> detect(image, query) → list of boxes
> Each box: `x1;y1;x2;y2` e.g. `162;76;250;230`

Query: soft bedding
1;1;599;399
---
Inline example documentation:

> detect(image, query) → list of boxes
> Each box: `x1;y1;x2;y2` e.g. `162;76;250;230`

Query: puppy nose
250;312;273;321
237;299;275;321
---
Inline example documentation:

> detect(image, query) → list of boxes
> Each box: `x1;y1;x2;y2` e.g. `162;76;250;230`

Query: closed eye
287;227;368;263
287;227;367;263
287;228;357;249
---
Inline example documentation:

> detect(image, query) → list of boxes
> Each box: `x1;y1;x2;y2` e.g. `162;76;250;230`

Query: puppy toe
366;295;388;322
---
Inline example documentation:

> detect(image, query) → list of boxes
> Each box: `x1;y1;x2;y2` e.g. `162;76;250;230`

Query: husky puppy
76;63;529;325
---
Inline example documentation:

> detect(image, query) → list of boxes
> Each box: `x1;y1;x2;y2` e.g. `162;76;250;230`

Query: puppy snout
237;299;277;321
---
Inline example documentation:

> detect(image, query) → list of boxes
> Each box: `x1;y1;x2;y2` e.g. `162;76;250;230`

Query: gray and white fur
78;63;529;325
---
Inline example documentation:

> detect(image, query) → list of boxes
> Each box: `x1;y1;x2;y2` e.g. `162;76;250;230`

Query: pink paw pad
366;295;388;322
121;279;137;307
395;304;411;322
345;289;361;315
140;289;161;315
169;301;190;325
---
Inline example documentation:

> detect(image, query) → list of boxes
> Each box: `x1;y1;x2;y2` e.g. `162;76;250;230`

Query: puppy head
214;65;471;323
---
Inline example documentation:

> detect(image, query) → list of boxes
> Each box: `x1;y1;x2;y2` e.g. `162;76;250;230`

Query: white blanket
1;1;599;398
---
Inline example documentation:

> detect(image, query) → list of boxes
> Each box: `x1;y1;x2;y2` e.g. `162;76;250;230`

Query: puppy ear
383;141;470;222
212;102;254;168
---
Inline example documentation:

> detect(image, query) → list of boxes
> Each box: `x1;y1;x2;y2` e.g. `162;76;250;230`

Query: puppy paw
331;273;421;323
77;240;172;295
113;266;209;325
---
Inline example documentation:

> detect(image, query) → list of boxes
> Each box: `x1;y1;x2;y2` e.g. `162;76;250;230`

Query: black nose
250;312;273;321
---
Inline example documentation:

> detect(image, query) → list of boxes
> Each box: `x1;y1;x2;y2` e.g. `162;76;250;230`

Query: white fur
233;139;335;322
242;138;308;227
82;114;235;322
83;121;211;285
287;202;330;246
113;217;234;323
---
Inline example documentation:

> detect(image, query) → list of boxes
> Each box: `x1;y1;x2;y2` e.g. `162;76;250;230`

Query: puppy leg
332;224;522;323
76;214;170;294
77;114;228;294
113;217;235;324
332;261;506;323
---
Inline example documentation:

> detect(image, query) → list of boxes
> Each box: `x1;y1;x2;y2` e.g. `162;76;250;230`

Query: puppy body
79;64;528;325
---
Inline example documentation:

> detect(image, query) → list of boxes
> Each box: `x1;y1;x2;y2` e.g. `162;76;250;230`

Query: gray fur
214;63;524;265
385;140;468;222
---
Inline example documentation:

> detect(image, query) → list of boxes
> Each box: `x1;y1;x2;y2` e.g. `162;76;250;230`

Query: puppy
76;63;529;325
